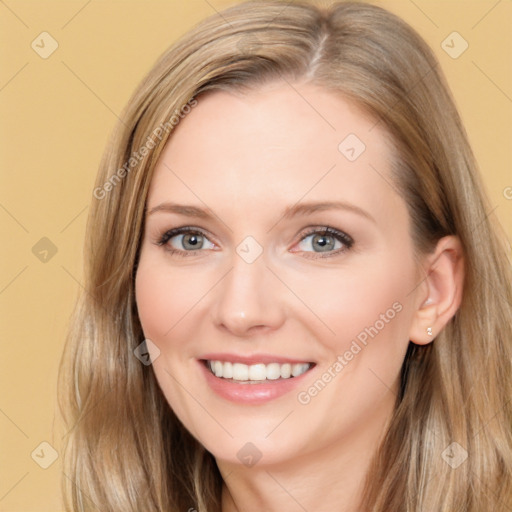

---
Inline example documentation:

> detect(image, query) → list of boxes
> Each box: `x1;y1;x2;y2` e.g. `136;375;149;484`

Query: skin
135;81;464;511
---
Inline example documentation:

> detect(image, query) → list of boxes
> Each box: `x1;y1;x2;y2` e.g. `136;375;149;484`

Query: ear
409;235;465;345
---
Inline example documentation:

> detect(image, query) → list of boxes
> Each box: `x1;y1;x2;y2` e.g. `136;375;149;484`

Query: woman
58;1;512;510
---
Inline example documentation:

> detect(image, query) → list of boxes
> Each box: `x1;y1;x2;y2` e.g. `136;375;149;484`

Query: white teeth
280;363;291;379
214;361;223;378
206;360;312;381
223;361;233;379
291;363;309;377
249;364;267;380
232;363;249;380
266;363;281;380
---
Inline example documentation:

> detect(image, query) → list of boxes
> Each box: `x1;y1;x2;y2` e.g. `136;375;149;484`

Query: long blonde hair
58;1;512;510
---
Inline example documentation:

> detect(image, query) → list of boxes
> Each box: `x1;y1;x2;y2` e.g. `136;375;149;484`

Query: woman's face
135;82;426;468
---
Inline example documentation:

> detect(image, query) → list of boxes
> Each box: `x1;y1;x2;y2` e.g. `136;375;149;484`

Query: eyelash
155;225;354;259
296;226;354;259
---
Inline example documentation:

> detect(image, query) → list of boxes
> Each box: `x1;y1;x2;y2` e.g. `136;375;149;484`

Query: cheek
289;256;417;442
135;255;207;436
135;264;174;342
135;256;211;343
286;254;416;355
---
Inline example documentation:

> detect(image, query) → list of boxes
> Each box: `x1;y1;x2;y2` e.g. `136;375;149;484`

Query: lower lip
198;361;314;404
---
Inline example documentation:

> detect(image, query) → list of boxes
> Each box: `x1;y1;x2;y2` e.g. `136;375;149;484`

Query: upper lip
200;353;314;365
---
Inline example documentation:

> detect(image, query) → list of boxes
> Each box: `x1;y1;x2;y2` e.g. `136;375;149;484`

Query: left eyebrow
280;201;376;224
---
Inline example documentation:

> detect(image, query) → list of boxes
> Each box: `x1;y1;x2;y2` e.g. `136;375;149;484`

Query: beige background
0;0;510;510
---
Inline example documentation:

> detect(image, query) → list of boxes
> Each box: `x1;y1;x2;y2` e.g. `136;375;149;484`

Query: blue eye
158;228;215;254
156;225;353;258
296;227;353;255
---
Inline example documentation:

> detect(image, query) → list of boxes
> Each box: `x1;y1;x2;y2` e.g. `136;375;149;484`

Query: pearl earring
427;327;433;336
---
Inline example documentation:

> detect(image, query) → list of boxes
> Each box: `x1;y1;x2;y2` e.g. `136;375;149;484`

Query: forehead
148;82;402;224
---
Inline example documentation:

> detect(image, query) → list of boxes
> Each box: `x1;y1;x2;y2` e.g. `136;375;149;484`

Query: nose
211;255;286;338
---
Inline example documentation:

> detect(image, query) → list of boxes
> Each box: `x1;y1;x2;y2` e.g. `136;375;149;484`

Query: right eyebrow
146;202;212;219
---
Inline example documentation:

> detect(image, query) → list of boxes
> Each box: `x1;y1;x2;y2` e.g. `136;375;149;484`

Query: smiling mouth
202;359;315;383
